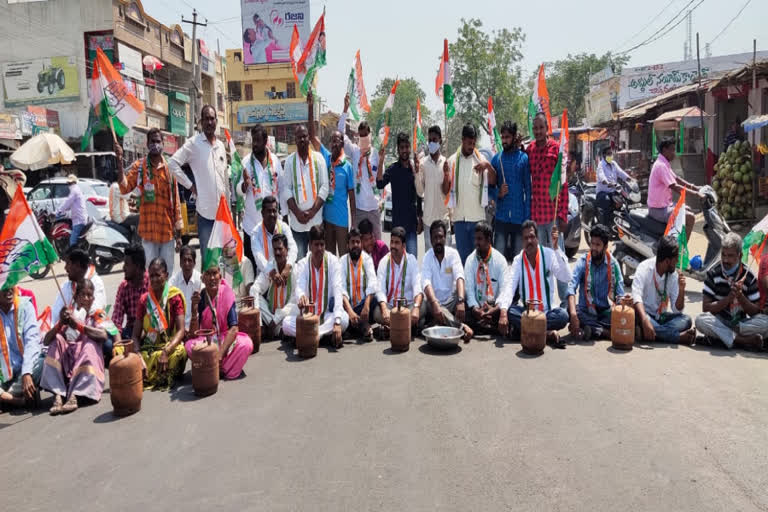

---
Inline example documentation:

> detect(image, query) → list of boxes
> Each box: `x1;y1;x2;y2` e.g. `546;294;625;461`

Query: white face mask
358;135;372;152
428;141;441;155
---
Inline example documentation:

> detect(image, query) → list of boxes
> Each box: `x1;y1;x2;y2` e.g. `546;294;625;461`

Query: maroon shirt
112;272;149;330
369;239;389;271
526;138;568;225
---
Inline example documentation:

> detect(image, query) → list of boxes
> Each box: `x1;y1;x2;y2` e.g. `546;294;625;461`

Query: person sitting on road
52;248;106;336
373;226;425;339
250;234;298;340
566;223;626;341
507;220;572;348
359;217;388;271
647;139;703;243
464;221;512;337
339;229;379;342
0;286;43;410
168;245;202;330
186;264;253;380
596;147;632;226
56;174;87;249
250;195;297;276
421;220;473;341
282;225;349;348
112;244;149;341
631;236;696;345
41;279;117;415
131;257;187;389
695;233;768;350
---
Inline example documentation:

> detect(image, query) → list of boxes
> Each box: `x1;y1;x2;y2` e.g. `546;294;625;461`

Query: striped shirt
703;265;760;325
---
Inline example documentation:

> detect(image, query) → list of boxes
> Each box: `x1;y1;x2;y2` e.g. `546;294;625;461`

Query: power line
615;0;678;53
617;0;705;56
709;0;752;45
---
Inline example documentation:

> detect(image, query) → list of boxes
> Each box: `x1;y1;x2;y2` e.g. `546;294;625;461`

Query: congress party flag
414;97;426;152
86;47;144;140
203;196;245;288
289;25;305;88
224;129;245;213
436;39;455;119
664;189;690;269
346;50;371;121
527;64;551;135
296;10;326;97
487;97;502;154
549;109;568;202
742;213;768;263
376;79;400;149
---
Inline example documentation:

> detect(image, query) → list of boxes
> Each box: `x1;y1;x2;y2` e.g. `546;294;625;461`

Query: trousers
453;221;478;264
324;220;349;257
695;312;768;348
143;239;176;277
493;220;522;261
508;306;569;338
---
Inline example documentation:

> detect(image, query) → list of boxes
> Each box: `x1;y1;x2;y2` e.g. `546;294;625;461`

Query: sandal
49;394;64;416
362;327;374;343
61;394;78;414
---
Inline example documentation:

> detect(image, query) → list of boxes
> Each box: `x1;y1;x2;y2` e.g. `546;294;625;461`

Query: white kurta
421;246;465;305
375;252;423;308
339;252;379;308
250;261;298;330
507;246;572;312
279;151;329;232
249;219;298;274
464;248;512;310
237;150;283;234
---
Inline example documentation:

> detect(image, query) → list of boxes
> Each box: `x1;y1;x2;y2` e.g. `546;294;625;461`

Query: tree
365;77;431;155
542;52;630;125
449;18;527;138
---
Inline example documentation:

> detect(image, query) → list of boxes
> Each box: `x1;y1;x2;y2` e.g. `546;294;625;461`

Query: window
244;84;253;101
29;186;53;201
228;81;241;101
286;81;296;99
53;184;72;199
234;52;242;62
217;92;224;112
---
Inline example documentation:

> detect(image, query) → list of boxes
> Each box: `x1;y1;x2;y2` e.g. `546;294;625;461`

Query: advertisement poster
241;0;310;65
237;102;307;125
3;56;79;107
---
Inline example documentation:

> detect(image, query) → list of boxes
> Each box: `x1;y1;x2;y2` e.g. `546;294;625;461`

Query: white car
382;184;392;231
27;177;110;219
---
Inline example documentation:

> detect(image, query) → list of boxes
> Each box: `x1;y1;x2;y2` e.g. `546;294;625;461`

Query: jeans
536;221;567;307
143;239;176;276
646;313;692;343
454;221;477;263
70;223;86;247
293;229;310;260
507;305;569;337
405;230;418;257
196;214;214;261
596;191;614;226
493;220;522;260
324;221;348;256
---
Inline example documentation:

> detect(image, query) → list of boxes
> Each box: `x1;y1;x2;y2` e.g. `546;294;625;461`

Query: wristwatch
334;318;341;326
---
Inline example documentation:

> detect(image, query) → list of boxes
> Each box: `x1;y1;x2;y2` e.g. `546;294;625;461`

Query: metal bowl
422;326;463;349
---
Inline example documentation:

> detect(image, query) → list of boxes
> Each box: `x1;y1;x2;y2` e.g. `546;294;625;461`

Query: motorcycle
612;185;728;284
582;176;641;244
563;185;581;259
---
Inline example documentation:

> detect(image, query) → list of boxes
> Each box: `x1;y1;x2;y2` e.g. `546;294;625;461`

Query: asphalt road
3;230;768;511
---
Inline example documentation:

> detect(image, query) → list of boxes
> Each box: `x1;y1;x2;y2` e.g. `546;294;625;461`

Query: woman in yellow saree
130;257;187;389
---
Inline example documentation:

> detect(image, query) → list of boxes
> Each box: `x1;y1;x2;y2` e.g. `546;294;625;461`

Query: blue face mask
428;141;441;155
722;262;740;276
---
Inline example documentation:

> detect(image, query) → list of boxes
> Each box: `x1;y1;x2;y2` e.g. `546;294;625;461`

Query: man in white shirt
282;225;348;348
373;227;425;338
168;245;202;330
464;221;511;336
51;249;106;327
631;236;695;345
444;124;496;263
422;220;471;339
250;234;298;339
279;125;329;259
108;181;130;223
250;195;297;275
169;105;230;257
339;228;379;342
415;125;451;251
507;220;572;348
237;124;283;270
338;93;381;240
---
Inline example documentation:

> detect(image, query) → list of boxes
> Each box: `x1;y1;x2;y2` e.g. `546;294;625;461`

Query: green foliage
366;77;431;155
542;52;630;124
449;18;527;138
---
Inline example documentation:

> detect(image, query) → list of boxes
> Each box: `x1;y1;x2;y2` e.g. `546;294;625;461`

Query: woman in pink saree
185;266;253;379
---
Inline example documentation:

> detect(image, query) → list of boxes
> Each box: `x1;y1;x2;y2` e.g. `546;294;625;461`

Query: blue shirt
567;252;625;311
490;149;531;224
320;145;355;228
0;296;42;378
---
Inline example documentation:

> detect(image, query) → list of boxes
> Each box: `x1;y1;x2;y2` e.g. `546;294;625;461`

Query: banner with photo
241;0;310;65
3;56;79;107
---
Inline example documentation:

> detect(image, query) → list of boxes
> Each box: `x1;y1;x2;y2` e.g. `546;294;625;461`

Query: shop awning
742;114;768;133
577;129;608;142
651;106;712;130
169;91;190;103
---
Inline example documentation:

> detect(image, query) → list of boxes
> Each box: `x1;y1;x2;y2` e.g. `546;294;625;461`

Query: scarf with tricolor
356;150;375;194
583;251;620;315
309;253;329;316
292;151;321;205
267;268;292;314
520;245;550;312
144;282;184;337
475;247;494;305
445;147;488;209
248;150;278;210
0;288;23;383
385;253;408;306
652;270;670;319
261;221;283;262
138;155;177;214
346;255;368;307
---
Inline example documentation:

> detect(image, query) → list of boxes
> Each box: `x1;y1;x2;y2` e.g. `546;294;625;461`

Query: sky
151;0;764;116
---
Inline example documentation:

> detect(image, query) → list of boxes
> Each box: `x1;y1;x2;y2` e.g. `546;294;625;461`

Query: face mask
723;262;740;276
148;142;163;155
349;248;362;261
359;135;371;152
428;141;441;154
605;156;613;164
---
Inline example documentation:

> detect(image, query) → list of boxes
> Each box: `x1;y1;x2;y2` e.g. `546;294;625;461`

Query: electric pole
182;9;207;137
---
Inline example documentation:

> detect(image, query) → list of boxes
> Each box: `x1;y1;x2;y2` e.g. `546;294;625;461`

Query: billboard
241;0;310;65
237;102;307;125
2;56;79;107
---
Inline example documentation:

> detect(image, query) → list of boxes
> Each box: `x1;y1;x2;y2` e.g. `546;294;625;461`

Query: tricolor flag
0;187;58;291
549;109;568;201
435;39;455;119
664;189;690;269
487;97;502;154
527;64;551;135
346;50;370;121
289;25;305;87
375;79;399;149
224;128;244;213
84;47;144;144
742;213;768;263
414;97;426;152
203;196;245;288
295;10;326;97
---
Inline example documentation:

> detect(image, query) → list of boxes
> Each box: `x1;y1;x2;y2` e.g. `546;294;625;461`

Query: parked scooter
562;184;582;259
582;175;641;244
612;185;728;284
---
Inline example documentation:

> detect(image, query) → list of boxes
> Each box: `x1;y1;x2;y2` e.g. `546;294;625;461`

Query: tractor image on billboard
36;63;65;95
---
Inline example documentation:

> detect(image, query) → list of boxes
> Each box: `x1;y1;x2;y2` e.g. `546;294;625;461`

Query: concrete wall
0;0;113;139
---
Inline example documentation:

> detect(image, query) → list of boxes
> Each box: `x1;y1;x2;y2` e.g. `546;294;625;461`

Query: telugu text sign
241;0;310;65
237;102;308;125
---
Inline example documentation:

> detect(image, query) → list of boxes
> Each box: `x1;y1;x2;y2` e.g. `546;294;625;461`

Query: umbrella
10;133;75;171
143;55;163;72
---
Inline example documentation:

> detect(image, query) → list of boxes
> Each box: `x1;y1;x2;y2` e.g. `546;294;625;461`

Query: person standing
169;105;230;257
338;92;382;240
415;125;451;251
280;125;329;259
490;121;531;260
445;124;496;263
56;174;87;248
237;124;282;270
377;132;422;256
115;129;182;275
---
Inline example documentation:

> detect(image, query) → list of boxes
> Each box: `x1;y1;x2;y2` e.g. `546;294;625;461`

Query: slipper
362;328;374;343
49;395;63;416
61;394;78;414
548;332;566;349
